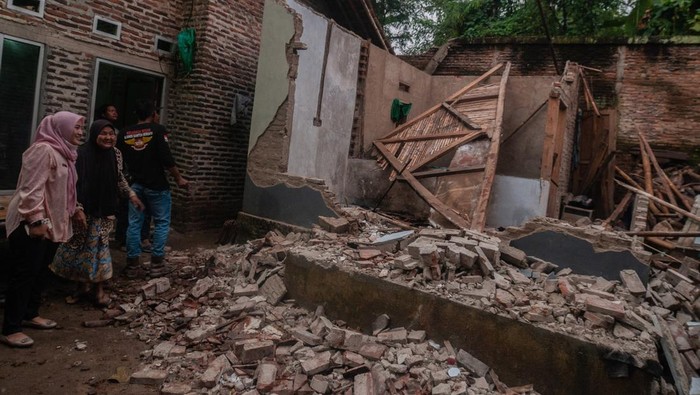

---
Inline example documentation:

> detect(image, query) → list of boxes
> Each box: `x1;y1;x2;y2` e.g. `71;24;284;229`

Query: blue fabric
127;183;171;259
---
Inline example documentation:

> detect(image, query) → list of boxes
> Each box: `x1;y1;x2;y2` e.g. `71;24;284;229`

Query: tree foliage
372;0;700;54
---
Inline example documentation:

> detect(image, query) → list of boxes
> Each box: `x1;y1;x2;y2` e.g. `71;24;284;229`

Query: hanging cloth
390;98;412;125
177;28;196;75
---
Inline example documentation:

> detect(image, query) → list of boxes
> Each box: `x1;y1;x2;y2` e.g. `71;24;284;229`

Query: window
92;16;121;40
91;59;166;129
7;0;45;18
0;36;43;191
154;36;175;56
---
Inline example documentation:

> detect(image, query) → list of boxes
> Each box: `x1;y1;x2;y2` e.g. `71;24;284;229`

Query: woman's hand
130;195;145;211
72;209;87;229
28;223;50;239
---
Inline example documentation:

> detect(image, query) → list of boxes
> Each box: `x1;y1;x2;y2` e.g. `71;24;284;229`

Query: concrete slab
510;230;650;285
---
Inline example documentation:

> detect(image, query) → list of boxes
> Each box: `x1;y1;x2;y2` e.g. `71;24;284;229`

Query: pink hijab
34;111;84;213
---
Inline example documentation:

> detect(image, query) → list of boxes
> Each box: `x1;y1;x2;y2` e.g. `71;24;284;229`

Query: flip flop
22;318;58;330
0;334;34;348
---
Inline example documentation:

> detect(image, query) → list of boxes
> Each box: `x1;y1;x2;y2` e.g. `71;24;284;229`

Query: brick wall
402;39;700;154
167;0;263;230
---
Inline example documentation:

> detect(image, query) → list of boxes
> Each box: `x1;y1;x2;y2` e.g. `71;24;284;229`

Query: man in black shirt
117;100;188;267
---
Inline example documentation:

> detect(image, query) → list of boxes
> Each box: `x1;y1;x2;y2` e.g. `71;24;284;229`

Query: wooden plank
379;63;504;141
441;103;482;130
639;131;693;210
579;70;600;116
602;191;633;228
615;166;662;216
374;141;470;229
615;181;700;224
626;231;700;237
380;130;471;144
453;92;499;104
471;62;511;231
652;315;690;395
408;131;485;172
404;165;486;179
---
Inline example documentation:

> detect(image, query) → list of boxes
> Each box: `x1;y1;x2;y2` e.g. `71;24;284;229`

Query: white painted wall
286;0;361;199
486;175;550;228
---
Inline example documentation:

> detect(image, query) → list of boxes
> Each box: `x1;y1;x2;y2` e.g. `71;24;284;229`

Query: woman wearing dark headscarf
1;111;85;348
50;120;143;307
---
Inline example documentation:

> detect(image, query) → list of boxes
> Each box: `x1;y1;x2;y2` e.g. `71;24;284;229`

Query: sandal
95;293;112;307
22;317;58;330
0;333;34;348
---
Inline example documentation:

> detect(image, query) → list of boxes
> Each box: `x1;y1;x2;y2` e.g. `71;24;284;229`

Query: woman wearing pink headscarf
1;111;85;348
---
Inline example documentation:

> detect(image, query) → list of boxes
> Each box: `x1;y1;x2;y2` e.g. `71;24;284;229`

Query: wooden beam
615;166;662;216
452;92;499;104
423;41;450;75
379;131;472;144
442;103;482;130
602;191;633;228
380;63;504;141
639;131;693;211
374;141;470;229
615;180;700;224
639;135;664;213
472;62;511;231
401;165;485;179
579;69;600;116
626;231;700;237
408;131;485;172
652;315;690;395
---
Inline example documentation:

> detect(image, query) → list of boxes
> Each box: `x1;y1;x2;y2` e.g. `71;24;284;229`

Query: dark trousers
2;226;58;335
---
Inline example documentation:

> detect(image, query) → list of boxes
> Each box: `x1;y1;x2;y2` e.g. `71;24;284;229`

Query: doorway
91;59;166;130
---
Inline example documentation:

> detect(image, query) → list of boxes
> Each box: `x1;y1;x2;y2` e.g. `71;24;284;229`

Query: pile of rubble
103;232;532;394
94;208;699;394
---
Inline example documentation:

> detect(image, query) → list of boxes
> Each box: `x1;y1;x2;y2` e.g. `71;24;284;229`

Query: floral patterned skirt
50;216;114;283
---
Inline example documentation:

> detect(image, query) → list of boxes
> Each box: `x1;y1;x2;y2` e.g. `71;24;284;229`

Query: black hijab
76;119;119;217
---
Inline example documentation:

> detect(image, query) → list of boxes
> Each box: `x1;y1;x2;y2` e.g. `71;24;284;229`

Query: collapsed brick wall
402;40;700;154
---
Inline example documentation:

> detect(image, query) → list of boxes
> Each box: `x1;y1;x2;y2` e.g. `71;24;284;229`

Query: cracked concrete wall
248;0;296;156
243;0;361;228
286;0;360;199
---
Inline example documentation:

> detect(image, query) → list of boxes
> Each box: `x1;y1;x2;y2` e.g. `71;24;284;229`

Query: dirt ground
0;229;220;395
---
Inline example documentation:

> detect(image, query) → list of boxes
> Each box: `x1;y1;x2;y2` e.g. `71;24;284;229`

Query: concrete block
160;383;192;395
256;361;278;391
201;354;231;388
353;372;375;395
358;342;387;360
432;383;451;395
499;245;527;268
585;297;625;319
665;269;694;287
456;349;489;377
240;340;275;363
190;277;214;298
377;327;407;344
620;269;646;296
318;216;350;233
233;283;259;297
358;249;382;260
301;351;331;375
474;246;494;278
459;249;478;269
153;341;175;358
407;330;426;343
583;311;615;329
558;278;576;301
478;242;500;264
129;368;168;386
291;327;322;346
260;274;286;305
